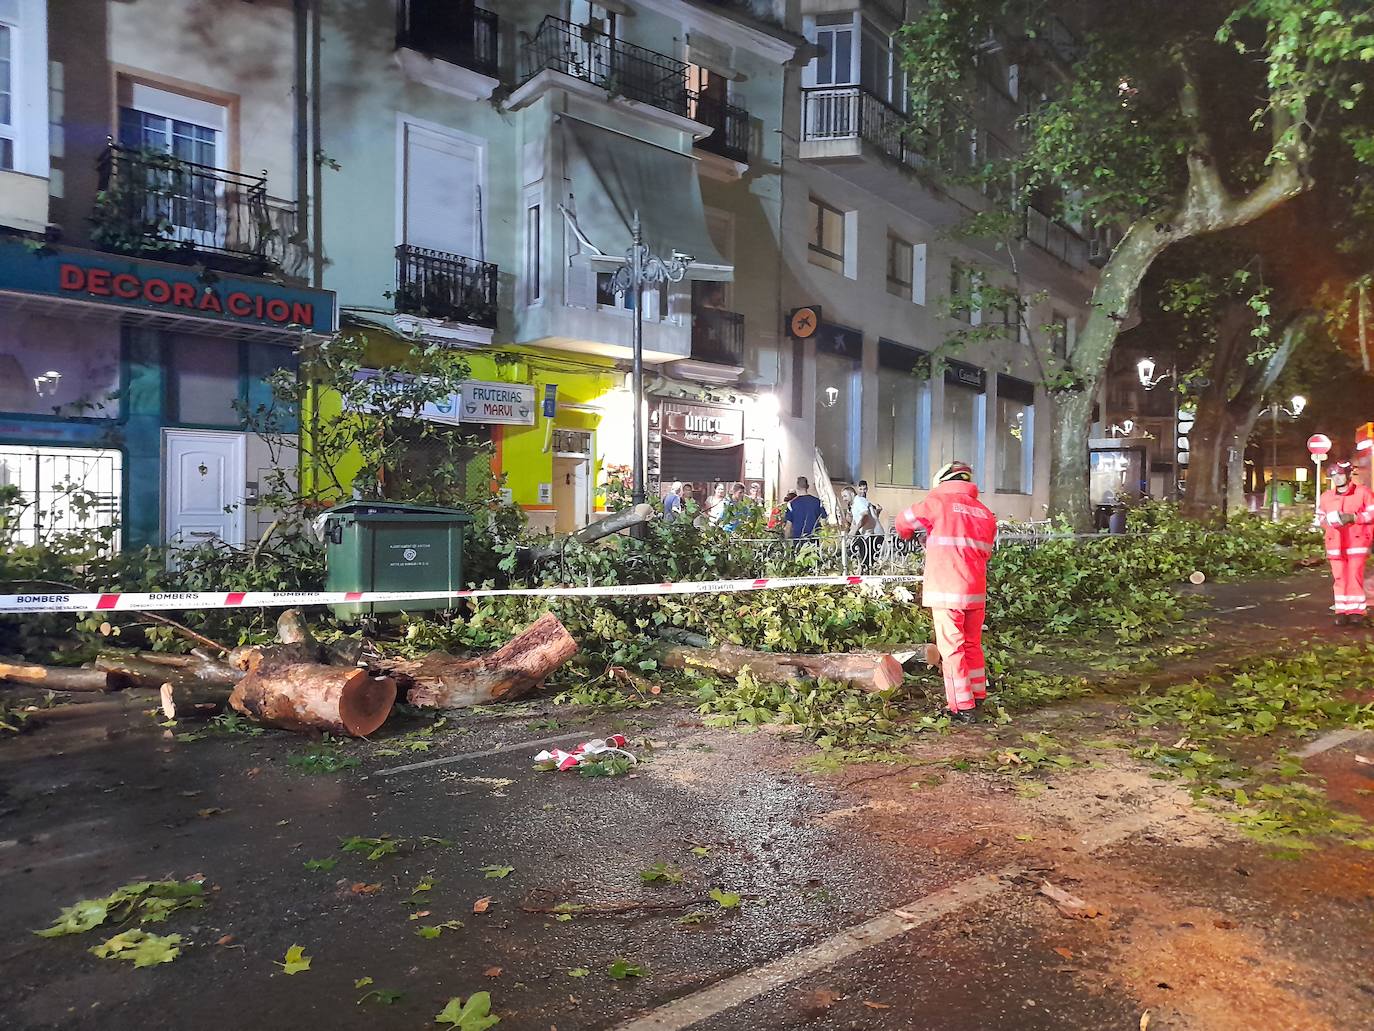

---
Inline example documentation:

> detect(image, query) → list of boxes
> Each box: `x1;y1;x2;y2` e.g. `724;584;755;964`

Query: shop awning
561;117;732;282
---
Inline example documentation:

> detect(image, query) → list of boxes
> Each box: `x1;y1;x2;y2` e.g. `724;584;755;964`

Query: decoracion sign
0;241;336;333
655;400;744;450
461;380;536;425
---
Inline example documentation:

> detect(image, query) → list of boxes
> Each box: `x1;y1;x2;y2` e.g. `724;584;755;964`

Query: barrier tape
0;575;921;615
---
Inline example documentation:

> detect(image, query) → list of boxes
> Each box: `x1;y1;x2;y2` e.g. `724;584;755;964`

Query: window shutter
404;124;480;258
566;254;597;309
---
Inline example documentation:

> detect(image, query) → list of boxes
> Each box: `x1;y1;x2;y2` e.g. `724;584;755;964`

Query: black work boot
1335;614;1350;627
950;709;977;725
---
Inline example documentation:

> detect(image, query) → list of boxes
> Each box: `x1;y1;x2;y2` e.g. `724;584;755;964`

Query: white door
402;122;481;258
164;430;245;551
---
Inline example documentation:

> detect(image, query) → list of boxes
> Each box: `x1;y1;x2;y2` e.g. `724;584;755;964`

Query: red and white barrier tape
0;575;921;614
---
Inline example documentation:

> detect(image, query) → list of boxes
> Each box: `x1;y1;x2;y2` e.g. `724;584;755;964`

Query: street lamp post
1136;356;1178;499
609;212;692;507
1261;394;1307;522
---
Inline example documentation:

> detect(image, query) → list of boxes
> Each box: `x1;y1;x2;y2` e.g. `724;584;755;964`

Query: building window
808;196;846;274
996;375;1035;494
949;261;973;323
939;362;986;476
0;445;123;549
0;313;120;420
815;329;862;483
877;340;930;487
859;20;906;110
0;24;14;169
595;272;666;318
886;235;913;299
812;15;855;87
168;334;241;427
524;201;541;304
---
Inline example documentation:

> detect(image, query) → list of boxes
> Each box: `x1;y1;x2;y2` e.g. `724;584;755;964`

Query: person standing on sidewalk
1318;459;1374;626
893;462;997;722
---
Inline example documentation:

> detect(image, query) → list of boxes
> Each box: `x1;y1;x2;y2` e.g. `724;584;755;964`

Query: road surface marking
613;804;1183;1031
1296;727;1372;758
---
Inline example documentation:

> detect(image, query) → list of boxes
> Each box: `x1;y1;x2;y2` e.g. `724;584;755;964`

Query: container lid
323;500;472;522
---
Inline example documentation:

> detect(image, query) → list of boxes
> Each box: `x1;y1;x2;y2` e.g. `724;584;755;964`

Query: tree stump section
383;612;579;709
229;664;396;737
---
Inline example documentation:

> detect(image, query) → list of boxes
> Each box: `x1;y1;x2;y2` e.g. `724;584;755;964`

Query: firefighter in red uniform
893;462;997;722
1317;459;1374;626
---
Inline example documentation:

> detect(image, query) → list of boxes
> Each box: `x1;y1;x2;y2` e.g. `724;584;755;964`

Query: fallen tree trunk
95;652;241;686
0;661;144;693
652;642;905;693
382;612;578;709
228;609;327;674
229;663;396;737
159;682;228;722
528;504;655;563
654;631;939;692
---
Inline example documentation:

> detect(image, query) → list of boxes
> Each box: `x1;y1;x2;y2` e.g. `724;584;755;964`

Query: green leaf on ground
34;880;205;937
355;977;374;989
567;968;590;978
413;876;437;894
304;858;338;872
480;865;514;879
435;992;501;1029
278;944;312;974
690;846;711;857
357;988;404;1006
90;929;181;968
340;835;402;861
607;958;648;980
639;862;684;884
709;888;742;910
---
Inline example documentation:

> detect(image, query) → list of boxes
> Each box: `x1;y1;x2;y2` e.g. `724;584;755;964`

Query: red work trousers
931;606;987;712
1330;552;1369;615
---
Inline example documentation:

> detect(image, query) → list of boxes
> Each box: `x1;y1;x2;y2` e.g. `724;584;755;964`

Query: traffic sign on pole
1307;433;1332;458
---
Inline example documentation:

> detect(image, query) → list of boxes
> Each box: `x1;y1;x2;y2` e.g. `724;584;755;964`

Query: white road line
612;805;1182;1031
369;731;591;778
1295;727;1373;758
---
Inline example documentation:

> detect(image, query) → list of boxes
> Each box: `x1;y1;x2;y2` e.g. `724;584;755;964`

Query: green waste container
322;501;471;619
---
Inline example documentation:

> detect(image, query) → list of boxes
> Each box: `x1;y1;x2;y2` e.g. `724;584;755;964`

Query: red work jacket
897;480;997;609
1318;483;1374;560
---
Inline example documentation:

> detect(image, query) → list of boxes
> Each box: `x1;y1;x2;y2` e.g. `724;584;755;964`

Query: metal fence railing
394;244;499;328
396;0;499;79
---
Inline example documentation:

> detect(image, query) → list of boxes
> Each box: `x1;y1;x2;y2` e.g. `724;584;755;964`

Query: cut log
649;639;943;693
528;504;654;562
381;612;578;709
159;682;228;722
229;663;396;737
0;661;142;693
656;630;939;682
95;652;242;686
228;642;323;675
275;608;315;647
651;642;903;693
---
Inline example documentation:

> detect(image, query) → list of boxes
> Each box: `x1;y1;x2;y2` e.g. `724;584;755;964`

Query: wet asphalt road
1;569;1373;1031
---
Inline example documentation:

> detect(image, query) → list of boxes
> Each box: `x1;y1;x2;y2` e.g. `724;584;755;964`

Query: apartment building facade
318;0;798;530
0;0;334;549
774;0;1098;522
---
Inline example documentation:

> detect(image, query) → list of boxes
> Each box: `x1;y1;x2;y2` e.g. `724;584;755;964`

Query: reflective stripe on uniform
926;536;995;553
1348;547;1370;555
924;591;987;607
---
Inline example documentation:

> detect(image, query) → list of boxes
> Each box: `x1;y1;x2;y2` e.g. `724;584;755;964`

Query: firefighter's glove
894;511;917;540
1341;512;1357;525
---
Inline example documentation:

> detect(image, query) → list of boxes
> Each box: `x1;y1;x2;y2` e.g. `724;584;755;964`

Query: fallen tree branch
527;504;655;563
0;660;145;693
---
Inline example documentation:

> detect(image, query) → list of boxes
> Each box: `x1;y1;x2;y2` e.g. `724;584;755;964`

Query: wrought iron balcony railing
691;307;745;366
394;244;498;328
520;16;690;116
801;85;924;170
690;92;750;164
396;0;499;79
93;144;280;273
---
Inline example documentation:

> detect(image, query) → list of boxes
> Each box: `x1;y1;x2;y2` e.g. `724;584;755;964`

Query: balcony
517;16;750;162
690;307;745;367
394;244;498;328
396;0;499;82
1023;206;1088;270
92;144;282;274
690;92;750;164
800;86;924;169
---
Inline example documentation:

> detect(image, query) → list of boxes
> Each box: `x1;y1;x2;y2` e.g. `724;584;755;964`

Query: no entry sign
1308;433;1332;458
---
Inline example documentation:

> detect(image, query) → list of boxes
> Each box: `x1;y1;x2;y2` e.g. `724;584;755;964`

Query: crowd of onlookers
660;476;890;543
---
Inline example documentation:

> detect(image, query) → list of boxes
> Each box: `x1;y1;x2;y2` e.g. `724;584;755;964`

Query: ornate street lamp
608;212;693;507
1261;394;1307;522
